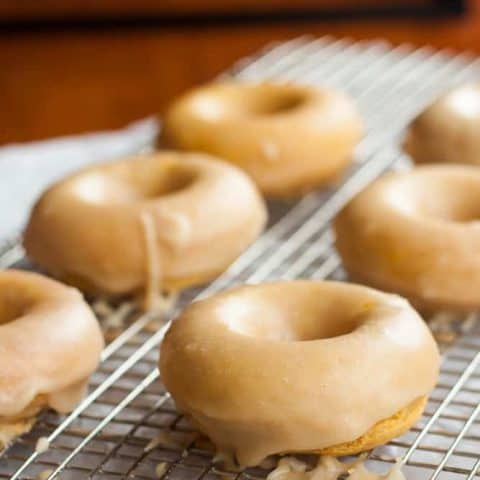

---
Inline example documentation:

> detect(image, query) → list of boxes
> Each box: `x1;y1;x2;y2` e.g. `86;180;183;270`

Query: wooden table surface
1;3;480;145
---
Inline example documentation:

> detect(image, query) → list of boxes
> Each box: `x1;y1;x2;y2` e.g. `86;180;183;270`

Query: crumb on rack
103;302;134;330
35;436;50;454
428;311;461;346
155;462;168;478
99;301;135;341
144;430;190;452
91;297;115;317
266;456;405;480
36;470;54;480
212;450;240;471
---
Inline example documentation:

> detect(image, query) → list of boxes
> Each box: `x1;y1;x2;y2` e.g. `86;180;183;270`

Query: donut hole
217;294;359;342
247;90;308;116
242;86;307;116
72;163;196;205
394;173;480;223
0;288;34;325
129;165;196;199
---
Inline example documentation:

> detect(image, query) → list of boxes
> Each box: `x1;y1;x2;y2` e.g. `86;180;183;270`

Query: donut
334;164;480;311
160;82;363;196
404;84;480;165
0;270;103;449
24;152;267;308
159;281;439;466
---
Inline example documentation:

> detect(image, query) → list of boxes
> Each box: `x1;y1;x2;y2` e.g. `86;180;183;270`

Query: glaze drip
0;417;35;451
139;211;187;314
266;457;405;480
139;211;164;312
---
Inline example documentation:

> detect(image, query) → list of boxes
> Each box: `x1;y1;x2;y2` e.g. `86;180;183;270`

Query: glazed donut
161;82;363;196
404;84;480;165
334;164;480;311
0;270;103;449
24;152;267;308
160;281;439;466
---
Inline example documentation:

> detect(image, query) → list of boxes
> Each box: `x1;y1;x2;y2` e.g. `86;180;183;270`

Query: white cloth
0;118;158;240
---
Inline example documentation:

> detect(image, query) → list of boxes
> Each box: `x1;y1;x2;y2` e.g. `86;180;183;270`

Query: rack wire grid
1;36;480;480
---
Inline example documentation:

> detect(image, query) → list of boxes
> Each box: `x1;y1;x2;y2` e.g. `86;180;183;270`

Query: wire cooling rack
1;36;480;480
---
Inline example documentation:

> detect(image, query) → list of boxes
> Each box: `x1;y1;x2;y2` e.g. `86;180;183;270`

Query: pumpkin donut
335;164;480;311
24;152;267;308
404;84;480;166
0;270;103;449
161;82;363;196
160;281;439;466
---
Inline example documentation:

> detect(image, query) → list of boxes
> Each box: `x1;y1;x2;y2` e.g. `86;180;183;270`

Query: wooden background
0;0;478;145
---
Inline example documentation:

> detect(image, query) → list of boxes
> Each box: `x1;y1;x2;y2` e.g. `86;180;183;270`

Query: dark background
0;0;476;145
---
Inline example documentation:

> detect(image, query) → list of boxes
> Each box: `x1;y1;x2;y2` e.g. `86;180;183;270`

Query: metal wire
1;37;480;479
